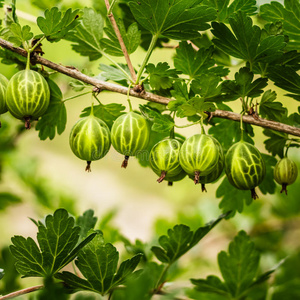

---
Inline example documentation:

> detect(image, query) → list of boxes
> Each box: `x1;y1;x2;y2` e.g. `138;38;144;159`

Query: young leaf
99;63;131;83
10;209;96;277
65;8;103;60
80;103;125;129
36;79;67;141
212;11;285;65
2;23;33;47
191;275;230;296
145;62;180;90
77;210;98;243
101;21;141;56
191;74;222;100
151;213;227;264
37;7;81;42
57;234;142;295
259;90;286;121
129;0;216;39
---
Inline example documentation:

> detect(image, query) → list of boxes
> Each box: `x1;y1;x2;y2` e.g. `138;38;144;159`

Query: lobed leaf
77;210;98;243
2;23;33;47
129;0;216;39
10;209;96;278
151;213;228;264
36;79;67;140
57;233;142;295
65;8;103;60
263;129;288;158
37;7;81;42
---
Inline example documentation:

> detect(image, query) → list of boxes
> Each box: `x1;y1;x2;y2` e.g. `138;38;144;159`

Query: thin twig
104;0;137;82
0;37;299;137
0;285;43;300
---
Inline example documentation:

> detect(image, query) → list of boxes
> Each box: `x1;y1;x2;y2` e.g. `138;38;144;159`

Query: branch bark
104;0;137;82
0;37;299;137
0;285;43;300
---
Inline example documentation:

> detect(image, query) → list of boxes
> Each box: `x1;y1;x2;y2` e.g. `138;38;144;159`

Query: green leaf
99;63;131;83
57;234;142;295
212;11;285;65
221;67;267;100
36;79;67;141
37;277;68;300
259;90;286;121
101;21;141;56
174;43;227;79
77;210;98;243
129;0;216;39
139;105;174;133
263;129;288;158
10;209;96;277
259;154;277;195
268;66;300;96
145;62;180;90
191;275;230;296
202;0;257;23
218;231;260;297
80;103;125;129
37;7;81;42
191;74;222;100
0;268;4;280
0;0;4;8
260;1;300;50
216;176;253;217
65;8;103;60
168;81;190;111
0;192;22;210
30;0;62;10
3;23;33;47
151;213;227;264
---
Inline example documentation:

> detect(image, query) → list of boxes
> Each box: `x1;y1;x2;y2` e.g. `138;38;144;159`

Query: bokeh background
0;0;299;299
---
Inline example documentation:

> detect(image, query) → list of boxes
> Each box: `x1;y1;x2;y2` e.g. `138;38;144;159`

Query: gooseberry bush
0;0;299;299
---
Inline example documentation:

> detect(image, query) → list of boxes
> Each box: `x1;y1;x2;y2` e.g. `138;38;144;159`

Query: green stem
200;117;205;134
26;50;30;70
154;264;170;294
284;141;292;157
240;112;245;141
31;35;46;53
135;34;159;84
63;91;92;103
92;93;102;105
107;0;118;15
174;120;202;128
127;99;133;112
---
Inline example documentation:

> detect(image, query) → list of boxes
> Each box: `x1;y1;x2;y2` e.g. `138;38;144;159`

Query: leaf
80;103;125;129
212;11;285;64
151;213;227;264
3;23;33;47
221;67;267;100
174;43;227;79
260;0;300;50
37;7;81;42
0;192;22;210
259;154;277;195
37;277;68;300
57;234;142;295
259;90;286;121
202;0;257;23
36;79;67;140
145;62;180;90
267;66;300;96
0;0;4;8
139;105;174;133
77;210;98;243
99;63;131;83
101;21;141;56
30;0;62;10
216;176;253;217
263;129;288;158
10;209;96;277
218;231;259;297
191;275;230;296
0;268;4;280
65;8;103;60
191;74;222;100
129;0;217;39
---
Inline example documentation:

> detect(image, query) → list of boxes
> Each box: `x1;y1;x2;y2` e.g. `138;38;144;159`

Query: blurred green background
0;0;299;299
